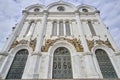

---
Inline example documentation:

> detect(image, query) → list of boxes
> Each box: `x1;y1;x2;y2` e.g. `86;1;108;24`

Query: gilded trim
41;38;83;52
86;39;115;51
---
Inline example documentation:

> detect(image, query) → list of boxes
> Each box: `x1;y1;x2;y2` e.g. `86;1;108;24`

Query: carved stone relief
29;38;36;51
10;40;28;50
87;39;114;51
10;38;37;51
104;39;115;51
41;38;83;52
86;39;94;51
10;40;19;50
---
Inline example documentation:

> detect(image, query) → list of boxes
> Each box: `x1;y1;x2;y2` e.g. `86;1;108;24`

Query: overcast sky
0;0;120;51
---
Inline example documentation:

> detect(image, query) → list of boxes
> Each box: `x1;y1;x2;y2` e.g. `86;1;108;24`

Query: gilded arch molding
10;38;36;51
87;39;115;51
41;38;83;52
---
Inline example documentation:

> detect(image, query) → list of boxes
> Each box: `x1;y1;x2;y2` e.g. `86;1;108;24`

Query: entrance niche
52;47;73;79
95;49;118;78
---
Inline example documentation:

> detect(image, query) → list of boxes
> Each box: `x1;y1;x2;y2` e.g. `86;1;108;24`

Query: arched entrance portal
6;49;28;79
52;47;73;79
95;49;118;78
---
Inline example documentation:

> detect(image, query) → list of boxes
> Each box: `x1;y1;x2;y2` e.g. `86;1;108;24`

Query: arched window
52;21;57;36
65;21;71;36
95;49;118;78
59;21;64;36
87;20;96;36
52;47;73;79
6;49;29;79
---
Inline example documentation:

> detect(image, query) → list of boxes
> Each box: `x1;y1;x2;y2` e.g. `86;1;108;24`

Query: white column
32;11;48;79
95;12;119;51
63;21;66;36
75;11;89;52
2;10;28;52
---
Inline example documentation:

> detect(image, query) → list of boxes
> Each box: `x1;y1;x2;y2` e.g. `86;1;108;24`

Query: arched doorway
52;47;73;79
6;49;29;79
95;49;118;78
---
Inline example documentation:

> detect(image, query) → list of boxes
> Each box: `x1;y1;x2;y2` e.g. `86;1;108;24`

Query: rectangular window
24;21;34;36
59;21;64;36
88;20;96;36
52;21;57;36
65;21;71;36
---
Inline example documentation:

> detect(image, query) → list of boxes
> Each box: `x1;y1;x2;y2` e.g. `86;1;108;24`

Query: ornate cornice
41;38;83;52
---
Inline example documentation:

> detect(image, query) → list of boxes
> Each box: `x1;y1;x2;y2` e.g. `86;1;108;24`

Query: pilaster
34;10;48;53
32;10;48;78
75;11;89;52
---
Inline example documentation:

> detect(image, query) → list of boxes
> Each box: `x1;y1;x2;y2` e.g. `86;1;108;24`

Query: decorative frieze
41;38;83;52
86;39;114;51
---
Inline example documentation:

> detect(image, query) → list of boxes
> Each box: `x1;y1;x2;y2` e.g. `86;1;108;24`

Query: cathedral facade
0;1;120;79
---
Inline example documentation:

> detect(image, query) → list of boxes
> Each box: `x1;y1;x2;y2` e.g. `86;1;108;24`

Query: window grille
65;21;71;36
6;49;28;79
95;49;118;78
88;20;96;36
52;21;57;36
59;21;64;36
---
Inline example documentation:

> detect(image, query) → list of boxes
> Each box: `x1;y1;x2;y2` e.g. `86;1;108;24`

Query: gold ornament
41;38;83;52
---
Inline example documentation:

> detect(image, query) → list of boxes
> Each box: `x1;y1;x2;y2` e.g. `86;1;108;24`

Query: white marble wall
0;2;120;79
